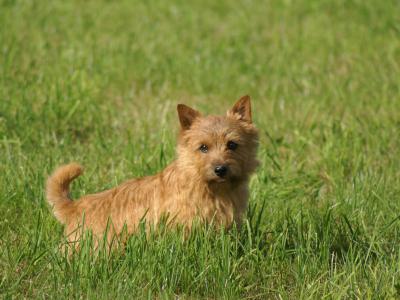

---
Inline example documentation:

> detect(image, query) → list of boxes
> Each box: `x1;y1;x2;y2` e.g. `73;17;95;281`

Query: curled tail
46;163;83;224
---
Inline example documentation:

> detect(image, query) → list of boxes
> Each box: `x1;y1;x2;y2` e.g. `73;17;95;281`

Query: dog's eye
227;141;238;150
199;144;208;153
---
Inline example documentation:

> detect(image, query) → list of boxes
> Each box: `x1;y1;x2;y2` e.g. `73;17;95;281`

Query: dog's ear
177;104;201;130
229;95;252;123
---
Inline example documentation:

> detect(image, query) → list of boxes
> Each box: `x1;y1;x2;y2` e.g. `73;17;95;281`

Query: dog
46;95;259;248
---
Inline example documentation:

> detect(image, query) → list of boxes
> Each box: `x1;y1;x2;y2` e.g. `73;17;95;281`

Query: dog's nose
214;165;228;178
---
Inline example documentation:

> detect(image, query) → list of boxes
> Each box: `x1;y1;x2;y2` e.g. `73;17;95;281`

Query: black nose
214;165;228;178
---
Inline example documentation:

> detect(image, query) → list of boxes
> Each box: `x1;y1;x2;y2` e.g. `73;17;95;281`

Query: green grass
1;0;400;298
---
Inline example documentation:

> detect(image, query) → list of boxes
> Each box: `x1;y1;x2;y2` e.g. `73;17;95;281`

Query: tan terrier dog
46;96;259;246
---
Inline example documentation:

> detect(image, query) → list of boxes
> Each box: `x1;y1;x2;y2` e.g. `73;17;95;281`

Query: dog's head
176;96;259;186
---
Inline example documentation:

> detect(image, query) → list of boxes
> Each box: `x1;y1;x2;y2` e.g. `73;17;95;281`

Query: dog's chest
201;193;236;226
158;182;248;227
184;188;245;227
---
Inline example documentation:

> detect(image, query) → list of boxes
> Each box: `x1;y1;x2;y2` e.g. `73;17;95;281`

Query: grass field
1;0;400;298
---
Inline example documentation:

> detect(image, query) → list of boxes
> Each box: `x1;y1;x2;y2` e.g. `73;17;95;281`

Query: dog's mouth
207;175;229;184
205;169;240;184
207;174;245;186
212;178;227;183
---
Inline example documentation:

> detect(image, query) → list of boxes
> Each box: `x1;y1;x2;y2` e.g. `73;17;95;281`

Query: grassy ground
1;0;400;298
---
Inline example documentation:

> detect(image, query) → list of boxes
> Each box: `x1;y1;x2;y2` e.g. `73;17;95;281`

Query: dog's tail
46;163;83;224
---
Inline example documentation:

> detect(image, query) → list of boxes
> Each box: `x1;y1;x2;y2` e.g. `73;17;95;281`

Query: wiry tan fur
46;96;259;248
